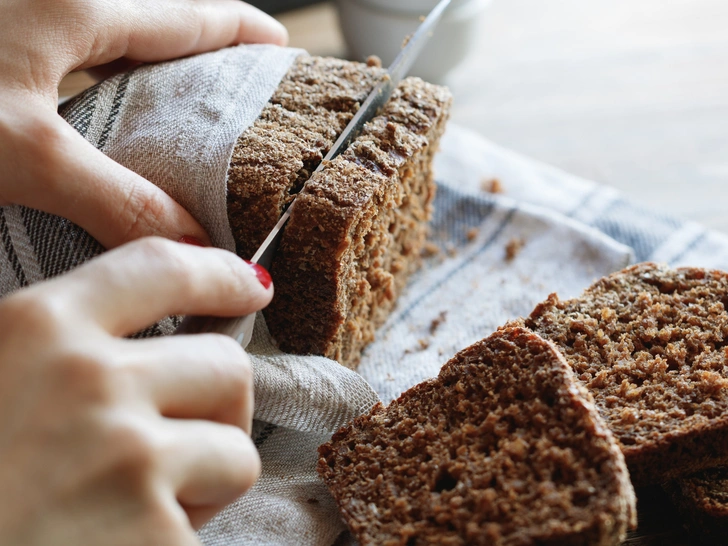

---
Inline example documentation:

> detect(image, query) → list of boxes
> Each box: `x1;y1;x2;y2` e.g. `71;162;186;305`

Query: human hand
0;238;273;545
0;0;288;249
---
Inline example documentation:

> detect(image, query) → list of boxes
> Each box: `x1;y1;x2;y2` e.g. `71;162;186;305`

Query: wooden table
58;2;728;543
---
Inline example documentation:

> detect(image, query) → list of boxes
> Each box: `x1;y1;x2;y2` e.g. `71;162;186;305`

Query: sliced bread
317;327;636;545
520;263;728;485
226;56;451;367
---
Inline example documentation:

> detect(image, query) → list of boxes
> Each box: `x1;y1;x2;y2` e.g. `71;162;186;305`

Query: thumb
1;101;210;249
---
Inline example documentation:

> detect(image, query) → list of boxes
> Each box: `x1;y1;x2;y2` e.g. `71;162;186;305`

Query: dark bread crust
264;78;451;367
521;263;728;485
318;327;636;545
664;466;728;544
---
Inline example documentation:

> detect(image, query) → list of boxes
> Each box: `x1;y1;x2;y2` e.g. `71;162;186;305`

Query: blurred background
60;0;728;234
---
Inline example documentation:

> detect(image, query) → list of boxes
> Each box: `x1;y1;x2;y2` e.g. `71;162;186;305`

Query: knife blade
175;0;452;346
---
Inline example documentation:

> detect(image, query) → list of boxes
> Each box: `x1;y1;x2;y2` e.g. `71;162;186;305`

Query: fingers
48;237;273;336
122;335;254;433
161;419;260;518
77;0;288;70
0;104;211;248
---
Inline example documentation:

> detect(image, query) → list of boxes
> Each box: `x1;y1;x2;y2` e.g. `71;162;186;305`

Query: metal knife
175;0;452;346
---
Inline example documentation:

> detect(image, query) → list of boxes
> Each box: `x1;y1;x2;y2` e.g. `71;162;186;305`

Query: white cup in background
336;0;492;83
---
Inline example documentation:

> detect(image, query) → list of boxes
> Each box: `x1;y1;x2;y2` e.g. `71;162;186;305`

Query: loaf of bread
519;263;728;485
664;467;728;544
227;56;452;367
318;327;636;545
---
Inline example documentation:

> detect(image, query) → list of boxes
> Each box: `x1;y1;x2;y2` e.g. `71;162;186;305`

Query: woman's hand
0;0;288;249
0;238;273;545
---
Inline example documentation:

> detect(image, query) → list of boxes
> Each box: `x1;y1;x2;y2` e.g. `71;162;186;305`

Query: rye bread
317;327;636;545
519;263;728;485
226;55;451;368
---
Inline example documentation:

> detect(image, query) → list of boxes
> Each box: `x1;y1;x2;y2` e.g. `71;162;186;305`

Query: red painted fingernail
245;260;272;290
178;236;206;247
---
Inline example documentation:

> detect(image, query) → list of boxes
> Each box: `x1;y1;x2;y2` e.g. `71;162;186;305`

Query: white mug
336;0;492;83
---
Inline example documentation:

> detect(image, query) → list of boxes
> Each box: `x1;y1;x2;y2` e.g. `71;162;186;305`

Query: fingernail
178;236;207;247
245;261;273;290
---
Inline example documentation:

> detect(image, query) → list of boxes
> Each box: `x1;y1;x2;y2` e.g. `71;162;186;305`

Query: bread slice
317;327;636;545
519;263;728;485
664;467;728;544
227;56;386;260
226;55;452;368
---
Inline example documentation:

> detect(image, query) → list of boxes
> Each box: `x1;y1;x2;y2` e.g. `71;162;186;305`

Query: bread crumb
404;339;431;355
481;178;504;194
505;238;525;262
402;34;413;48
429;311;448;335
422;241;440;258
445;243;457;258
366;55;382;68
466;227;479;242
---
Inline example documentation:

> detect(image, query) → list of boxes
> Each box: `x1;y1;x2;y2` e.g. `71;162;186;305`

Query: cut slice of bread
520;263;728;485
664;466;728;544
318;327;636;546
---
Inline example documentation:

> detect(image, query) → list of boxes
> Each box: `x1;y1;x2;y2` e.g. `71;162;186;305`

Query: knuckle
127;237;194;287
106;418;159;475
210;335;252;391
118;185;168;241
53;348;115;404
0;291;71;339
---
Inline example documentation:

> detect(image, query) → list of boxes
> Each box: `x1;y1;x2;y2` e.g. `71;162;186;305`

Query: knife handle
174;313;257;349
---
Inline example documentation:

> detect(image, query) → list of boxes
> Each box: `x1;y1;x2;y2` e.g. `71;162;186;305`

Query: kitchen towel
4;45;728;545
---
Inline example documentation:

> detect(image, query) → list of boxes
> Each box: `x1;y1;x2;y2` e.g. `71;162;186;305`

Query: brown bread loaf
520;263;728;485
318;327;636;545
226;55;452;367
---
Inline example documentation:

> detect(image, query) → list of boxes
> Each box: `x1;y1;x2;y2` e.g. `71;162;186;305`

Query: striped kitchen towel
3;46;728;545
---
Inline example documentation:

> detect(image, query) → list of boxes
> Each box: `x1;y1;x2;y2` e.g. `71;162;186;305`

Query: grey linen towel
3;46;728;545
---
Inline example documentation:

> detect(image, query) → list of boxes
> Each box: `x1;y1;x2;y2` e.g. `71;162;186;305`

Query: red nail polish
245;260;272;290
179;236;206;247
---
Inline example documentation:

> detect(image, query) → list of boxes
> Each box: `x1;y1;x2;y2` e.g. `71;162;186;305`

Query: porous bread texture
519;263;728;486
264;77;451;367
664;466;728;543
318;327;636;546
227;55;385;259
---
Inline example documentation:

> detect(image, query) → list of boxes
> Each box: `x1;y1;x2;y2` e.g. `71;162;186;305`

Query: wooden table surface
58;2;727;543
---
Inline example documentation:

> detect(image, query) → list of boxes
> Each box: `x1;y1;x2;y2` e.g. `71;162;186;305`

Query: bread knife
175;0;452;347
